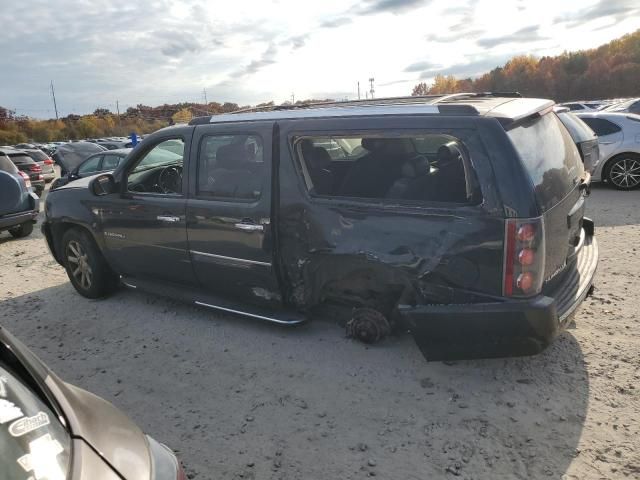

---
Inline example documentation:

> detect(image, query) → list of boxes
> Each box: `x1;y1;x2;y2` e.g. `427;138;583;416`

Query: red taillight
29;164;42;172
517;224;535;242
18;171;32;188
44;158;54;165
518;248;535;266
503;218;545;297
516;272;534;292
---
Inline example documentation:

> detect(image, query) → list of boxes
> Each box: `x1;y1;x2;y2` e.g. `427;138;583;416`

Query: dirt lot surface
1;184;639;480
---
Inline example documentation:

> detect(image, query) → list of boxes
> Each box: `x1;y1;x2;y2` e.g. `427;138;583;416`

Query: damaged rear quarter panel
276;116;505;312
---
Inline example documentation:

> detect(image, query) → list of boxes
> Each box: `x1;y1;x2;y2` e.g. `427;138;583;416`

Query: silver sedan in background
576;111;640;190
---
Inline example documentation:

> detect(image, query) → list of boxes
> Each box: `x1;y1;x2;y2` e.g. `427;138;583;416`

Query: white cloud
0;0;638;117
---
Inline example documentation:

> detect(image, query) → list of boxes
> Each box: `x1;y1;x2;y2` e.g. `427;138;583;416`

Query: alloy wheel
609;158;640;189
66;240;93;289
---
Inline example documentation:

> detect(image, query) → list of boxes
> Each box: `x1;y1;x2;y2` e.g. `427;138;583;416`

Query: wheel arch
50;221;106;266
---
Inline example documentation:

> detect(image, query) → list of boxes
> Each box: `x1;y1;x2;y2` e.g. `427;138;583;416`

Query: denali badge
104;231;125;239
9;412;50;437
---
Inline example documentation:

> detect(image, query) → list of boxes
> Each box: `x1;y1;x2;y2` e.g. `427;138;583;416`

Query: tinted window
0;155;18;173
295;133;479;205
25;151;47;162
132;139;183;173
197;135;264;200
102;154;122;170
579;118;622;136
557;112;596;142
565;104;583;111
8;155;35;165
508;113;584;211
77;155;102;174
0;364;72;480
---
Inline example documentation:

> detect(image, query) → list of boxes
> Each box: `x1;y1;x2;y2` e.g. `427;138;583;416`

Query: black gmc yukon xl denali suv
42;94;598;360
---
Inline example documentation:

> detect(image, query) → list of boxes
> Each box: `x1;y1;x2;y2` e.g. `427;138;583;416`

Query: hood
45;376;152;479
0;327;152;479
53;143;106;172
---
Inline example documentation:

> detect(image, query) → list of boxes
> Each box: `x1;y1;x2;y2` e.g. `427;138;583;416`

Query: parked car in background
0;152;39;238
22;148;56;182
51;148;131;190
0;325;185;480
555;109;600;174
1;148;45;196
43;94;597;361
603;98;640;115
559;101;603;112
576;111;640;190
52;141;106;176
96;139;134;150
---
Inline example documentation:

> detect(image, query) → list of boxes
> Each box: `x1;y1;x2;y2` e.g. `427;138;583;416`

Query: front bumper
400;233;598;361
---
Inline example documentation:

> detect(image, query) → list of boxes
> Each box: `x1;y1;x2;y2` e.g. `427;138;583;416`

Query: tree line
412;30;640;100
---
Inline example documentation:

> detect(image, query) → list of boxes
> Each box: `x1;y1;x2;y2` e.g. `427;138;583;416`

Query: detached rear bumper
400;232;598;361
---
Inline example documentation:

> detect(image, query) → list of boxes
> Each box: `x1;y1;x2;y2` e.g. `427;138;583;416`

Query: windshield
0;365;71;480
131;140;184;173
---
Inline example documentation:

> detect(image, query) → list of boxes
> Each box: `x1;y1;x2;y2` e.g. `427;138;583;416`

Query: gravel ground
1;183;639;480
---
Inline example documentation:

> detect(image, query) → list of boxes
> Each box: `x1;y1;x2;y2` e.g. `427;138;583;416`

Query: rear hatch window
8;155;36;166
25;151;47;162
507;113;584;212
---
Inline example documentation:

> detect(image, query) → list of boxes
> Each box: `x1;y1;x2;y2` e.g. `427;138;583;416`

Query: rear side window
508;113;584;211
78;155;102;174
579;117;622;136
102;154;122;170
197;134;264;201
0;155;18;173
294;133;480;205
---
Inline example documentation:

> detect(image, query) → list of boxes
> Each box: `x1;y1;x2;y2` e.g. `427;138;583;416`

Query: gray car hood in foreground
45;373;152;479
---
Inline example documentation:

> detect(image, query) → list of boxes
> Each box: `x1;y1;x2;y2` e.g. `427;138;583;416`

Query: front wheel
605;155;640;190
61;228;119;298
9;222;34;238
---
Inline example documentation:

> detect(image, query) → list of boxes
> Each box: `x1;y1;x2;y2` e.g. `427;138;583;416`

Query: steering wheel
157;166;183;194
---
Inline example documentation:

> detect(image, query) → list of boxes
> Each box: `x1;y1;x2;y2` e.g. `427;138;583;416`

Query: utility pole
50;81;59;119
291;93;295;104
116;100;121;126
203;88;208;105
357;81;361;100
368;77;375;99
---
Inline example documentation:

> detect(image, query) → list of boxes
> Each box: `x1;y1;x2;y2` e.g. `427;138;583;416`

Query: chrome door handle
157;215;180;223
599;141;614;145
234;223;263;232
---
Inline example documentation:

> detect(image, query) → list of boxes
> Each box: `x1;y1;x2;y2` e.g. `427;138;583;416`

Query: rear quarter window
0;155;18;173
579;117;622;136
507;113;584;212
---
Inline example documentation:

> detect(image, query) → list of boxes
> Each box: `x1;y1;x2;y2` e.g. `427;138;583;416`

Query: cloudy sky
1;0;639;118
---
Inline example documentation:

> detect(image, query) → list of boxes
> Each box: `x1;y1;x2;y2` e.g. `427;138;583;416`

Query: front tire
605;154;640;190
9;222;34;238
61;228;119;298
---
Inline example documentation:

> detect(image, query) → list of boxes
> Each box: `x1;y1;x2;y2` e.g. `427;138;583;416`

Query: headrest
400;155;430;178
216;144;247;169
437;142;462;165
309;146;331;169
